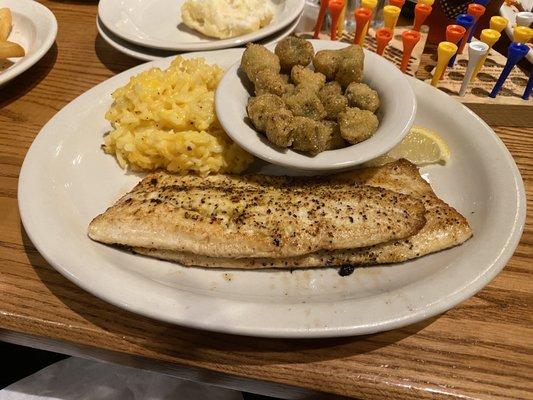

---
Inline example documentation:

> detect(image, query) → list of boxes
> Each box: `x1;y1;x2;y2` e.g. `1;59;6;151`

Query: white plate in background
0;0;57;86
19;49;525;338
96;13;302;62
98;0;305;51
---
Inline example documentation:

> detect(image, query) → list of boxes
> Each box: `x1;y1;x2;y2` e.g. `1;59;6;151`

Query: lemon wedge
365;125;451;167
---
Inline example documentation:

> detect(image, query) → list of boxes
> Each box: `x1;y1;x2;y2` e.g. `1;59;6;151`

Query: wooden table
1;2;532;399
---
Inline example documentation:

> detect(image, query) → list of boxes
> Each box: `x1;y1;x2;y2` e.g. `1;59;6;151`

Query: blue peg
448;14;475;67
523;67;532;100
490;42;530;98
474;0;491;6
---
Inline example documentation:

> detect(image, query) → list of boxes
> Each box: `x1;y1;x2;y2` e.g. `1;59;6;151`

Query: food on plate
0;8;12;41
338;107;379;144
253;68;293;96
323;120;347;150
88;168;427;259
283;87;326;120
275;37;314;72
290;65;326;92
289;116;331;154
0;40;25;59
88;160;472;269
241;43;280;79
318;82;348;119
0;8;25;59
313;45;364;86
103;56;253;176
345;82;380;113
241;39;380;155
246;94;286;131
365;126;451;166
181;0;274;39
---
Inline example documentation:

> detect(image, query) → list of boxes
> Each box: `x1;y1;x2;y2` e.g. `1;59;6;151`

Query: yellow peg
418;0;435;5
472;29;501;81
513;26;533;43
383;5;401;31
360;0;378;45
489;16;508;33
337;1;347;38
431;41;458;86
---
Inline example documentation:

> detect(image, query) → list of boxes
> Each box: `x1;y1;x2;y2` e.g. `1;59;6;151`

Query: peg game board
298;30;531;126
298;26;429;77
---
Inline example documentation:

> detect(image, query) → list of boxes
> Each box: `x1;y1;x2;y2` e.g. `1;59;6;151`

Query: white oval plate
0;0;57;86
217;40;416;171
499;1;533;63
98;0;305;52
19;49;525;338
96;13;302;62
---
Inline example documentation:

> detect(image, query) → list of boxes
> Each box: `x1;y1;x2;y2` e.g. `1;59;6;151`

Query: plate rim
18;51;526;338
0;0;58;86
97;0;306;51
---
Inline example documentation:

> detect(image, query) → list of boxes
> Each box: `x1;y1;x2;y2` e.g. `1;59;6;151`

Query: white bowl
215;39;417;171
0;0;57;87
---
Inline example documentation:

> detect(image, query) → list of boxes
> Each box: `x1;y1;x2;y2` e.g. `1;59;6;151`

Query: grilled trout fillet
88;169;426;258
133;160;472;268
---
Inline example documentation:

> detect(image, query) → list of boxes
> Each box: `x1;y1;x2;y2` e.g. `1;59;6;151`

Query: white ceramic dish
19;49;525;338
98;0;306;52
96;13;302;62
217;40;416;171
500;0;533;63
0;0;57;86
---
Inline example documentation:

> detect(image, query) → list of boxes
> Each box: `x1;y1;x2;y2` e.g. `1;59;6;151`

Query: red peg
314;0;329;39
389;0;406;8
329;0;345;40
353;7;372;45
467;3;485;22
375;27;393;55
413;4;432;31
446;24;467;43
400;30;421;72
441;24;466;79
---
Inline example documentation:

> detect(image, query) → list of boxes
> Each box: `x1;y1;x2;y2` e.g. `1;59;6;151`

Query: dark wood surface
0;1;532;399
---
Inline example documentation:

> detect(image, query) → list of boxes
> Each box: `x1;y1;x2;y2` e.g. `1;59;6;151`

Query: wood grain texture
1;2;532;399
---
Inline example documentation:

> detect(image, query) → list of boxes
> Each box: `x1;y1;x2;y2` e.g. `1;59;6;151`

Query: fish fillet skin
88;170;426;258
132;160;473;268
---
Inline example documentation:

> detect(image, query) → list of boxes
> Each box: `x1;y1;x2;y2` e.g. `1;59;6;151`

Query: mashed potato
181;0;274;39
104;57;253;176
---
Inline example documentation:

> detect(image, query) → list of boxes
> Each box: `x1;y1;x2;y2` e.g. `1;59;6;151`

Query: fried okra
335;45;364;87
274;37;314;71
283;86;326;120
322;120;347;150
241;43;280;81
264;109;294;148
289;117;331;155
312;45;364;87
318;81;348;120
253;69;294;96
312;50;340;81
247;94;286;132
338;107;379;144
290;65;326;92
345;82;380;113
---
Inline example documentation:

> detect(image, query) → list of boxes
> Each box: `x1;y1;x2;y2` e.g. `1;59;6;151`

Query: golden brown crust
130;160;472;269
88;167;426;258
